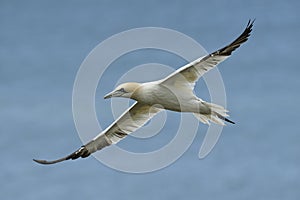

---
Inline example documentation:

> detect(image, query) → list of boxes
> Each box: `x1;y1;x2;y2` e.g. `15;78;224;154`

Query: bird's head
104;82;141;99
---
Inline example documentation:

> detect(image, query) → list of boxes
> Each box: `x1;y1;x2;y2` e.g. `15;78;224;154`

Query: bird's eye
118;88;126;93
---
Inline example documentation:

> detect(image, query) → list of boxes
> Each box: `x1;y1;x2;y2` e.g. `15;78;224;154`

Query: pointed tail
194;102;235;125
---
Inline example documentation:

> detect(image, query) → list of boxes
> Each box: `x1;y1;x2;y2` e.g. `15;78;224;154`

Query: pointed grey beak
104;92;113;99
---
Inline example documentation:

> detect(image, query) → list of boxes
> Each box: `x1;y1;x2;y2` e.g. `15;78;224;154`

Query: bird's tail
193;102;235;125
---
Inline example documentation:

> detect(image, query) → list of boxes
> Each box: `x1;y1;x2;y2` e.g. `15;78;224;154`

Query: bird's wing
102;102;162;144
33;102;162;164
160;20;254;91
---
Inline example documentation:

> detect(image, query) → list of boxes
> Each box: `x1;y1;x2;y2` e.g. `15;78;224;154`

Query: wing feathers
213;19;254;56
104;102;161;144
161;20;254;88
33;103;161;164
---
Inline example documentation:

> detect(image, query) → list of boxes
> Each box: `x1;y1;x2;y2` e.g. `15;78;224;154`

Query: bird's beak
104;91;114;99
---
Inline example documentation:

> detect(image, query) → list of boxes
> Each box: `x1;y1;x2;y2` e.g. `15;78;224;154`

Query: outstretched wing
161;20;254;91
33;102;162;164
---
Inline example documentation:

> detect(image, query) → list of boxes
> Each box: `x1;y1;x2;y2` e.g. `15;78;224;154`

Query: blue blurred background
1;0;299;199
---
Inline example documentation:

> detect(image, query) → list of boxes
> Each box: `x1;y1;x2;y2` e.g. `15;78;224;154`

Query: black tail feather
224;117;235;124
215;112;235;124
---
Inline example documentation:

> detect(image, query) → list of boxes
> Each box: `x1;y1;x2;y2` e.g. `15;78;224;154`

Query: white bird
34;20;254;165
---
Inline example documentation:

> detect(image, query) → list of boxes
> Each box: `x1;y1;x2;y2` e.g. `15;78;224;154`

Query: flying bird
34;20;254;165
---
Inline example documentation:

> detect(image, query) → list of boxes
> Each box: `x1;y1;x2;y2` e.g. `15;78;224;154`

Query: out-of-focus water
1;0;299;199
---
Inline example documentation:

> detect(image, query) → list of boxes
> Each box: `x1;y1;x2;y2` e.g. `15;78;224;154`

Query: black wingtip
246;19;255;33
248;18;256;26
243;19;255;40
33;146;91;165
215;19;254;56
247;19;255;26
33;157;69;165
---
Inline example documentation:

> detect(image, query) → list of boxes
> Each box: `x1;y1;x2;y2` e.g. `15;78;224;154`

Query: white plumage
34;20;254;164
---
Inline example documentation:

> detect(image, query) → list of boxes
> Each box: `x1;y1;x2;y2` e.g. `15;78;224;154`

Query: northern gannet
34;20;254;165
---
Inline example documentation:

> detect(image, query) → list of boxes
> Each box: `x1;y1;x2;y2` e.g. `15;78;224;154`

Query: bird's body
133;82;199;113
34;20;254;165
